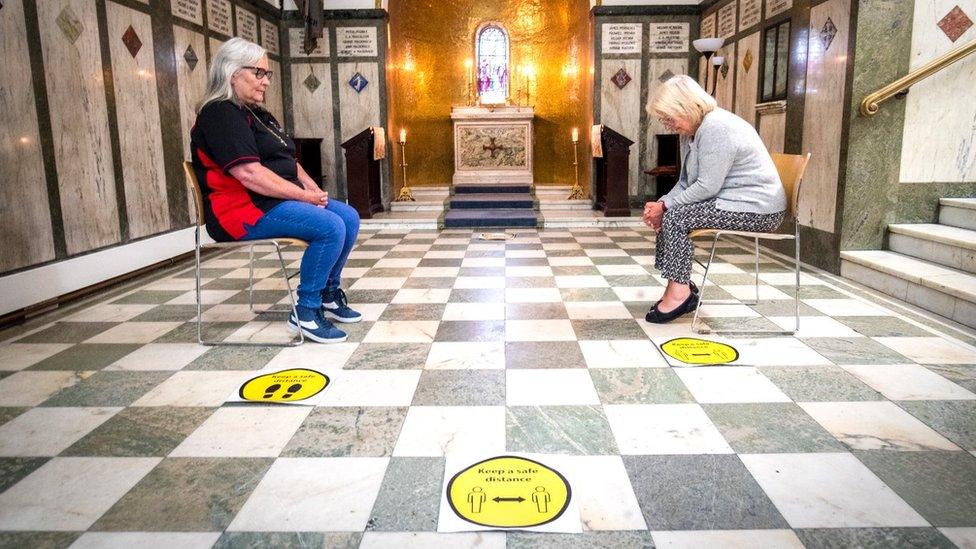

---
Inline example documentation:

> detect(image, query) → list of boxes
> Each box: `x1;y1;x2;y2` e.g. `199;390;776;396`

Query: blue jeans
242;199;360;309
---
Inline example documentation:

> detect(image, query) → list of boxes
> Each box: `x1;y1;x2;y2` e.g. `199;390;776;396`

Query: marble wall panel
644;58;688;178
712;43;736;111
900;0;976;183
236;6;258;43
291;63;337;193
700;13;716;39
0;0;56;272
766;0;793;18
209;37;227;61
207;0;233;36
734;32;761;126
759;110;785;153
599;58;642;195
173;26;208;160
264;58;284;120
800;0;850;233
106;2;170;239
718;1;738;40
337;62;381;143
37;0;120;254
739;0;761;32
171;0;203;26
289;27;328;58
261;18;280;56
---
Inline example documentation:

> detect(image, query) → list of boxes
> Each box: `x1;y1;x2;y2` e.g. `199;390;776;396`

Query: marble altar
451;105;534;185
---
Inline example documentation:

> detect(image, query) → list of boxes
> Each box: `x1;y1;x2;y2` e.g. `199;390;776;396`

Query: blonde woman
643;75;786;323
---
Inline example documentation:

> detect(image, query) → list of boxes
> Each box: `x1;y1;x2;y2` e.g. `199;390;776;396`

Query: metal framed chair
182;161;307;346
689;152;812;335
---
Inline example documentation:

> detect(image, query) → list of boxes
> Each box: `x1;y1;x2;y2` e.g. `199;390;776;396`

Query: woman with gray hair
191;38;360;343
642;75;786;323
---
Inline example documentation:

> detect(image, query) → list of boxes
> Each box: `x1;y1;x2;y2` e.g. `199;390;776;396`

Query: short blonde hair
650;74;717;128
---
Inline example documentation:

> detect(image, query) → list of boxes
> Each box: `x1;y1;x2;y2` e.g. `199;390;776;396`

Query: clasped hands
304;188;329;208
643;201;665;231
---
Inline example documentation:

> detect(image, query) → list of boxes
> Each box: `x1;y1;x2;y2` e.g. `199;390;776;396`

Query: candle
464;58;473;93
571;127;579;143
399;128;407;144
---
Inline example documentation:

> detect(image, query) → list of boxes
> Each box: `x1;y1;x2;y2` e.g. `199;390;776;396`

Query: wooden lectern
341;128;385;219
592;125;633;217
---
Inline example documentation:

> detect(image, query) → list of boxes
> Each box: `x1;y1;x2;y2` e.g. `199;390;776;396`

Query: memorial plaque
261;19;279;55
648;23;689;53
289;27;327;57
236;7;258;43
206;0;231;36
601;23;642;54
171;0;202;26
337;27;377;57
766;0;793;18
739;0;761;31
700;13;716;39
718;1;737;39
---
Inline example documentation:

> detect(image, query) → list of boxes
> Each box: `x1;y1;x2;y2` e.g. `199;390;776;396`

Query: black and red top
190;100;300;241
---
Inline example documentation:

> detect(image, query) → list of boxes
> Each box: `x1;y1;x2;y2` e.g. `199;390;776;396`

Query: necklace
245;106;289;148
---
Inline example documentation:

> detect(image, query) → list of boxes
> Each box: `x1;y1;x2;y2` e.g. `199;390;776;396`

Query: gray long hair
197;37;267;112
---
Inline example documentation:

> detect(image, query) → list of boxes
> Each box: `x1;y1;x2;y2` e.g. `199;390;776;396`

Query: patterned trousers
654;199;785;284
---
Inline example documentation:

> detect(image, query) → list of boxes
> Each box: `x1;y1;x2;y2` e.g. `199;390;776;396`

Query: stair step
940;198;976;231
888;223;976;273
450;193;535;209
840;250;976;328
443;209;538;228
454;184;532;195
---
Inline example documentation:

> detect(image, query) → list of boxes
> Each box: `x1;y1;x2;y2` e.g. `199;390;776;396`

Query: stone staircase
841;198;976;328
442;184;539;228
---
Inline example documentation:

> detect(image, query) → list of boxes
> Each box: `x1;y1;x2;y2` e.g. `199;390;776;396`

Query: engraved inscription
289;27;327;57
700;13;716;39
171;0;202;26
261;19;279;55
236;7;258;43
601;23;641;54
648;23;688;53
718;1;737;39
337;27;377;57
766;0;793;18
739;0;761;32
206;0;232;35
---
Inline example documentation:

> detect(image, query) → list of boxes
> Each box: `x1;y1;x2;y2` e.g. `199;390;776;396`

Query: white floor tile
732;338;833;367
505;320;577;342
425;342;505;369
874;337;976;365
363;321;439;343
604;404;733;455
132;371;251;407
69;532;222;549
564;455;647;530
803;299;894;317
506;370;600;405
0;370;92;407
263;343;358;371
0;343;73;371
800;401;960;451
392;289;452;304
62;304;156;323
651;530;803;549
0;407;120;456
940;528;976;549
359;532;506;549
169;406;310;457
350;277;408;290
167;290;239;306
579;340;668;368
740;453;929;528
454;276;505;289
228;457;389;531
0;457;159;531
443;303;505;321
674;367;791;403
84;322;182;344
841;364;976;400
767;316;861;338
555;276;609;289
105;343;209;371
565;301;633;320
393;406;505;457
317;370;421;406
505;288;563;303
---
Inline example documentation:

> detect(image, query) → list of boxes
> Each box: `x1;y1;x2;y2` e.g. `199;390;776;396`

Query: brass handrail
860;38;976;117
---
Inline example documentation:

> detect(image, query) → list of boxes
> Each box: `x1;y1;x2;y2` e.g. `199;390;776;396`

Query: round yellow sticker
446;455;571;528
238;368;329;402
660;337;739;365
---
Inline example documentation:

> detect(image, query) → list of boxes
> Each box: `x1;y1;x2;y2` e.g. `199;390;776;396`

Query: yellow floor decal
238;368;329;403
660;337;739;365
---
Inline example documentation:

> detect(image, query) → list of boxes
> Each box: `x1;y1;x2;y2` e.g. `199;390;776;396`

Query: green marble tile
367;457;444;531
337;321;373;343
434;321;505;342
590;368;694;404
411;370;504;406
28;344;141;371
16;323;119;344
551;266;601;276
130;305;201;323
366;268;415;278
184;346;282;371
0;407;27;427
854;451;976;527
111;290;185;305
401;277;455;289
505;342;586;369
795;528;954;549
749;300;824;317
344;343;429;370
507;406;618;455
800;337;912;365
200;278;253;290
448;289;505;303
559;288;620;302
346;259;379;269
40;371;173;407
505;277;557;289
92;457;273;531
347;290;397;303
222;290;289;305
214;532;360;549
458;267;504;277
703;317;783;332
774;285;848;299
0;532;79;549
281;407;407;457
505;257;548;266
505;303;568;320
898;401;976;451
61;407;214;457
153;322;247;344
924;364;976;392
507;532;655;549
378;304;445;321
590;256;637;265
0;457;48;493
758;366;883;402
571;319;647;340
707;274;762;285
702;403;845;453
173;268;234;279
417;258;462;268
835;316;934;337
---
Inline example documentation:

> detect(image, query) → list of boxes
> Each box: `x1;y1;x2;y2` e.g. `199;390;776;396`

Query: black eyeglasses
241;66;274;80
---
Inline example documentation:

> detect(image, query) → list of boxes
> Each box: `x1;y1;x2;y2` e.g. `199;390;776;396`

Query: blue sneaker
321;288;362;323
287;306;347;343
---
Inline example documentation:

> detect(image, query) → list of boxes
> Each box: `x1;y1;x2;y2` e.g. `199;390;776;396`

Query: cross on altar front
483;137;508;158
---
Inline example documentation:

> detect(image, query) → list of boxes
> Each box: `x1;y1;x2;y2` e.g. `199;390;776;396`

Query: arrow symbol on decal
492;496;526;503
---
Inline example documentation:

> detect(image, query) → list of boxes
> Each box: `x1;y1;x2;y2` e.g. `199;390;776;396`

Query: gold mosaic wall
387;0;593;188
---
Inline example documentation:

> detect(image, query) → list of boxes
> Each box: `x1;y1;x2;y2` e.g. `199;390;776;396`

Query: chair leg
195;230;205;345
692;233;721;334
793;227;801;334
248;245;256;313
753;237;761;305
273;241;303;346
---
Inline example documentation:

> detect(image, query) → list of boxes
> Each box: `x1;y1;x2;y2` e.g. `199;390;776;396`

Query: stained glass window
476;24;509;104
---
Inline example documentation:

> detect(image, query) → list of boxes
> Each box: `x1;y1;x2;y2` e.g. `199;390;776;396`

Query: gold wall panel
387;0;593;187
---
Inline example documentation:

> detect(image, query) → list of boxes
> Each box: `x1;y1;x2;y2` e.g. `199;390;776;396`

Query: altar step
449;193;535;209
443;184;539;228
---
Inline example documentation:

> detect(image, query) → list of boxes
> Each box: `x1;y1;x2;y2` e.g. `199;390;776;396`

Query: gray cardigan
660;108;786;215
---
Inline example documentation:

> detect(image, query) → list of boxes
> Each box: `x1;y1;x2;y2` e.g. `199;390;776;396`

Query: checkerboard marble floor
1;227;976;549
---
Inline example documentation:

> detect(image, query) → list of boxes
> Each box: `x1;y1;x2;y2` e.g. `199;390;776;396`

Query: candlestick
464;58;474;103
571;127;579;143
567;131;584;200
394;133;415;202
399;128;407;144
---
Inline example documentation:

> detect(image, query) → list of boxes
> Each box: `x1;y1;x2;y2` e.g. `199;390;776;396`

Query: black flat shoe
645;293;699;324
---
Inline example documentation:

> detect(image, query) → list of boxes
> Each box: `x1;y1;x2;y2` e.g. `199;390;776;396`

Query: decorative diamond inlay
303;73;321;93
659;69;675;83
348;72;368;93
611;67;631;90
56;5;85;45
820;17;838;52
122;25;142;58
938;5;973;42
743;49;754;73
720;63;730;79
183;44;198;71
